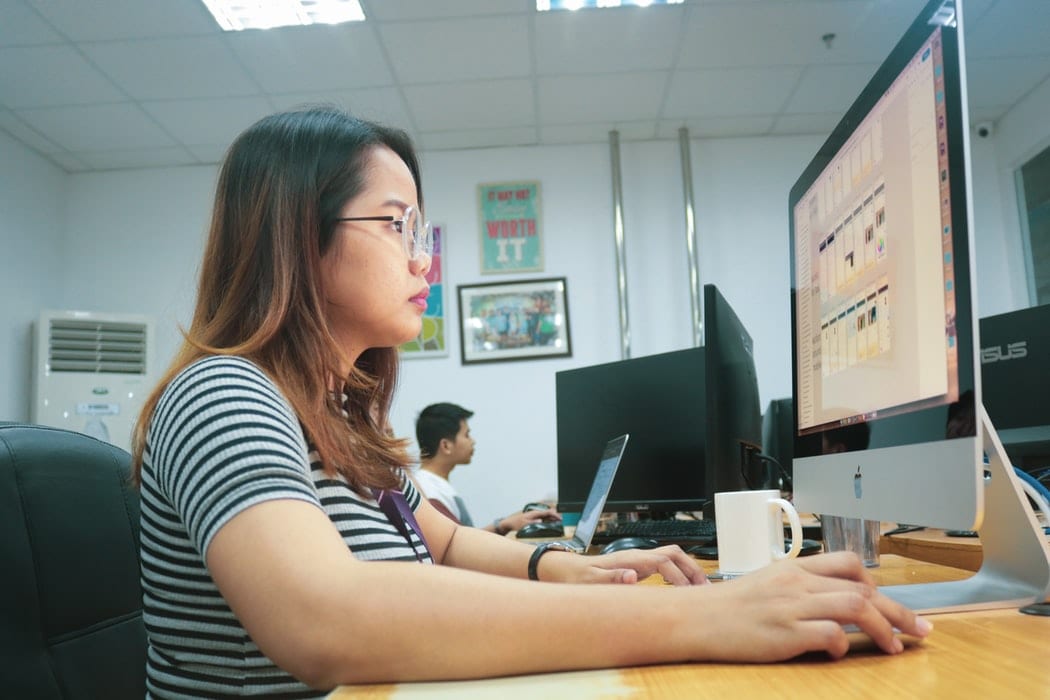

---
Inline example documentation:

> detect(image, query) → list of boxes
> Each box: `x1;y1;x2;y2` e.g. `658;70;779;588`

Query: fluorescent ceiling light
537;0;683;10
201;0;365;31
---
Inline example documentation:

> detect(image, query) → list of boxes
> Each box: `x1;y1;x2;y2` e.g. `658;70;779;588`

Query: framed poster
400;223;447;358
477;181;543;274
457;277;571;365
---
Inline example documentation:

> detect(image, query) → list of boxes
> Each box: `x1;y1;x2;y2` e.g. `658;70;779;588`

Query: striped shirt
140;355;431;698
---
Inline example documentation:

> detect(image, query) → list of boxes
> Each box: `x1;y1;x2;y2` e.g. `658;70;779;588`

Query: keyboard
592;518;717;544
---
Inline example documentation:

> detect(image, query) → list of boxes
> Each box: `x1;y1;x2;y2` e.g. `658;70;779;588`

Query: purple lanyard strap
372;488;432;563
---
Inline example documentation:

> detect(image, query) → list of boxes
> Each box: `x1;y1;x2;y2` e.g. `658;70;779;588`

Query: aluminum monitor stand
880;405;1050;613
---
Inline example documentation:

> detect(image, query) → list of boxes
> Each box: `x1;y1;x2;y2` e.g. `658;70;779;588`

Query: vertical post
679;127;702;347
609;130;630;360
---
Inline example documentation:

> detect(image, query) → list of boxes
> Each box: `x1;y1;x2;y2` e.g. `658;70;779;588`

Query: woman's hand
692;551;932;660
557;545;709;586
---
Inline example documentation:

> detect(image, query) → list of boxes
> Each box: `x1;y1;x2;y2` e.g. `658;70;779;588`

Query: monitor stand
880;405;1050;613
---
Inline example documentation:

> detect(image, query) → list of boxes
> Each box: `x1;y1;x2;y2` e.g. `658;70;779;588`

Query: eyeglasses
335;205;433;261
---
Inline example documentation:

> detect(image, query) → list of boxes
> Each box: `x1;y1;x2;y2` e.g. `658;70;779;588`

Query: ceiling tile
0;45;125;108
781;63;879;114
268;87;414;133
404;79;534;131
27;0;218;41
185;143;229;163
73;147;197;171
380;16;530;84
16;103;177;150
539;72;667;123
362;0;525;21
226;24;394;92
47;151;90;172
966;57;1050;109
770;112;842;136
139;96;275;146
533;7;683;75
677;1;874;68
419;126;538;151
0;109;63;153
82;37;261;100
0;0;63;46
542;121;656;144
664;66;802;119
965;0;1050;58
656;115;775;139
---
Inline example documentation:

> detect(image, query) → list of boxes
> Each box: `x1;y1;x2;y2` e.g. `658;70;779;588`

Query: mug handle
771;498;803;560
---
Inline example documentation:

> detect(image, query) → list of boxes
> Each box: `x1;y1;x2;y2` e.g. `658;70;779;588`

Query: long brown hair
131;107;423;492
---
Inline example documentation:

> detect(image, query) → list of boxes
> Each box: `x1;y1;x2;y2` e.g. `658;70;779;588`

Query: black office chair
0;423;146;699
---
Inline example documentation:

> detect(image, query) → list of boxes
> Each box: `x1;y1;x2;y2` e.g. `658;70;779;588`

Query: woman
132;107;928;698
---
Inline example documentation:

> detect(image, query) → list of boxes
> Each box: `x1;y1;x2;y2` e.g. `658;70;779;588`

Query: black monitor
761;398;794;476
980;303;1050;466
555;284;761;517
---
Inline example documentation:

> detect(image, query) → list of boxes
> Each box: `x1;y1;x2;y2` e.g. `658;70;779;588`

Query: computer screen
761;398;794;475
980;303;1050;465
789;0;983;530
555;284;761;516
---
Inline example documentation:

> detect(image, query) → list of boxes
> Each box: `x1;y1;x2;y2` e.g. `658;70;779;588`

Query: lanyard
372;488;432;563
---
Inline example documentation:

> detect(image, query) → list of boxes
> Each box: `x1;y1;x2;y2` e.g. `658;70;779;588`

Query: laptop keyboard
595;518;717;543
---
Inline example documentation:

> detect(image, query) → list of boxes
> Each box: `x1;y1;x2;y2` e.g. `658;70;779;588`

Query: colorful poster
477;181;543;274
400;224;447;358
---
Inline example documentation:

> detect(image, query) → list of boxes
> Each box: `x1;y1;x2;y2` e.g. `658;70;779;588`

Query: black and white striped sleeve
146;355;321;558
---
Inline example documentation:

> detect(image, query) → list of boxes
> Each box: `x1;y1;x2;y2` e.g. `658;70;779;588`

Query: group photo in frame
457;277;571;365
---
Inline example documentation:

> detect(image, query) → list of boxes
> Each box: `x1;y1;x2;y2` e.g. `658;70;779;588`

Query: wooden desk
879;526;1050;572
328;555;1050;698
879;528;984;571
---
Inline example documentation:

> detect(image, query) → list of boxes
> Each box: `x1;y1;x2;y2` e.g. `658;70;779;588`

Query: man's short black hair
416;402;474;459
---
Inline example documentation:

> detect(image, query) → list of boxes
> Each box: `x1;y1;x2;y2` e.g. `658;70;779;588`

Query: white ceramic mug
714;489;802;576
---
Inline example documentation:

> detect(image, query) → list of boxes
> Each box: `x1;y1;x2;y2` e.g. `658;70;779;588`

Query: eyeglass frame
334;205;433;261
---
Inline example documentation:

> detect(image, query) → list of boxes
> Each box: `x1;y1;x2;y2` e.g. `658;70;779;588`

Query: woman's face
321;145;431;362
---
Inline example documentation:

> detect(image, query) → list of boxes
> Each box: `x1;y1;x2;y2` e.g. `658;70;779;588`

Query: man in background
414;402;559;535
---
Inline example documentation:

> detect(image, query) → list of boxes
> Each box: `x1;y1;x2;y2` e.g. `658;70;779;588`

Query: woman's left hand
571;545;709;586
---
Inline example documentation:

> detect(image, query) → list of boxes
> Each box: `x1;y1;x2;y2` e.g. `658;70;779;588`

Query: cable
1014;466;1050;528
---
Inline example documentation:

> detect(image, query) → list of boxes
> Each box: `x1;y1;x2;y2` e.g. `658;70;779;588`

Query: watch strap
528;542;573;581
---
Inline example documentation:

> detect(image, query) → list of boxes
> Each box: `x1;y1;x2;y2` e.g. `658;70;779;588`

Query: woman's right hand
687;551;932;661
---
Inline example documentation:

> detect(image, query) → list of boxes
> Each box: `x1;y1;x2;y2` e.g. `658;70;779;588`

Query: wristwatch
528;541;574;581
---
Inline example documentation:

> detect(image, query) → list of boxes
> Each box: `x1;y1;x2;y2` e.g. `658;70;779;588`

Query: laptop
546;434;629;553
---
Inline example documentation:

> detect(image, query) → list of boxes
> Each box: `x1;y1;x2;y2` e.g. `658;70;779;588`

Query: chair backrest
0;423;145;699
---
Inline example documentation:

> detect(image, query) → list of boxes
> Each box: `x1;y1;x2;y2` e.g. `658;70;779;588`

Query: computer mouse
515;521;565;539
786;538;823;556
600;537;660;554
686;544;719;560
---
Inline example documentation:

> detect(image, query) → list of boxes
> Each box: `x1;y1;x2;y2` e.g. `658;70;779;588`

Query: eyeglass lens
403;206;433;260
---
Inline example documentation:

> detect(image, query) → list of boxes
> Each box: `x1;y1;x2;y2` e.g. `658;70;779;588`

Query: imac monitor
556;284;761;517
788;0;983;531
980;304;1050;463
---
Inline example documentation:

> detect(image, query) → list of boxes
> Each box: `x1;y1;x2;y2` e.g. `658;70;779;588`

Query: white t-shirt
413;467;473;525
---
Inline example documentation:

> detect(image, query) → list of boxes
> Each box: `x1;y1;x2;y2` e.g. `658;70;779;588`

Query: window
1017;144;1050;305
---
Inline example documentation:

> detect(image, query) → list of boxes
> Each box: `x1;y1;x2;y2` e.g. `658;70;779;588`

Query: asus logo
981;341;1027;364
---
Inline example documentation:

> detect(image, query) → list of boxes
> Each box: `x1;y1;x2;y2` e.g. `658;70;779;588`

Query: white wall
0;122;1038;525
986;76;1050;313
0;131;66;422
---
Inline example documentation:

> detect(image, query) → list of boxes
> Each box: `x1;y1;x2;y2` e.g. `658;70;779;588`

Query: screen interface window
794;28;959;434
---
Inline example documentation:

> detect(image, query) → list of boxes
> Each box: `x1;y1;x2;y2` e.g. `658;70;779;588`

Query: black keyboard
593;518;717;544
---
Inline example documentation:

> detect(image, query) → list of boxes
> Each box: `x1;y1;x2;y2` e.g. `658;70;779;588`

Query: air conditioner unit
31;310;157;452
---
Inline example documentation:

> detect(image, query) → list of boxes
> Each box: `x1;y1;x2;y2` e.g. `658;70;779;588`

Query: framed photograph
477;181;543;274
401;224;448;358
457;277;571;365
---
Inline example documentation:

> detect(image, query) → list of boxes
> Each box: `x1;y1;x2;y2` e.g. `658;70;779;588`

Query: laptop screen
572;434;629;547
